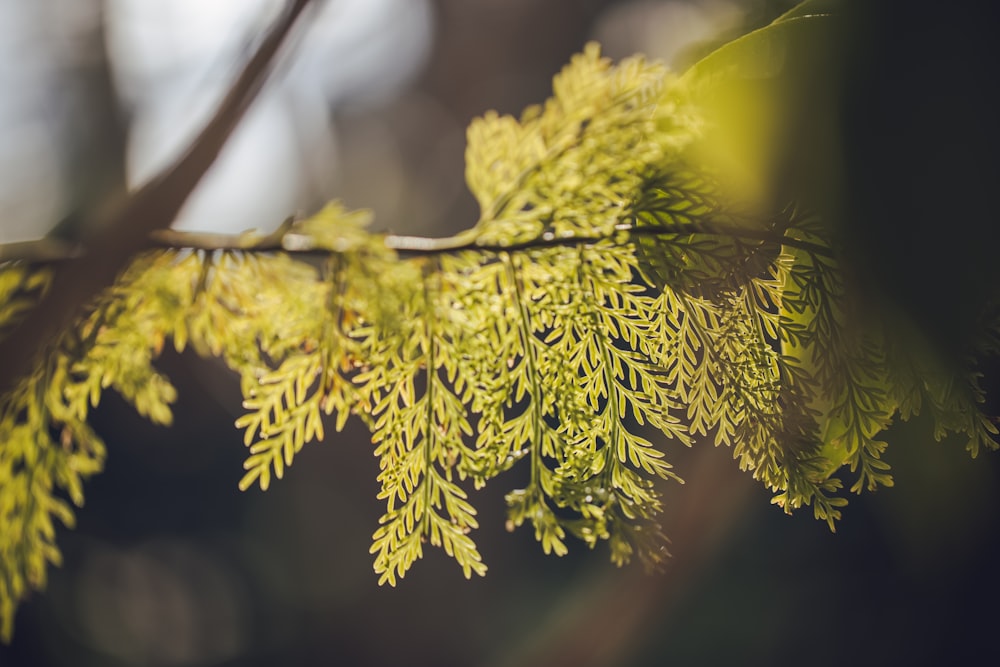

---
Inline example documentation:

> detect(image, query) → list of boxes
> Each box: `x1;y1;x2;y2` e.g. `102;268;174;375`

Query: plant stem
150;219;835;260
382;222;835;259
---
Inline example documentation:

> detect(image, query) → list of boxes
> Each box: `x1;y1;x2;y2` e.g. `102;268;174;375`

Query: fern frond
0;263;52;342
358;257;487;585
467;43;697;247
0;250;186;641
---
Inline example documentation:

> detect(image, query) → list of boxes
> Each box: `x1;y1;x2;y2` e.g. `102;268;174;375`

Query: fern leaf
0;263;52;342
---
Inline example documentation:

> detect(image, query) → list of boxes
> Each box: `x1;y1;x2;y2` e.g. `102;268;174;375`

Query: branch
0;0;314;398
384;223;835;259
150;218;836;260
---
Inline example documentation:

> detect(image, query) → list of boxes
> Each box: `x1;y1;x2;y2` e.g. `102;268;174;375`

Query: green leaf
679;4;842;205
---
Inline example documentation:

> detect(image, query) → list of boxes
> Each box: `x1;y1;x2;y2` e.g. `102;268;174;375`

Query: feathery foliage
0;265;52;342
1;14;997;642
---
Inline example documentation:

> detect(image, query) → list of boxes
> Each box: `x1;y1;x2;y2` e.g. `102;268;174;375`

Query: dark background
2;1;1000;665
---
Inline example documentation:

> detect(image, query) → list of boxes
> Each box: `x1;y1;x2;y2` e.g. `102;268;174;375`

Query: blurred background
2;0;999;665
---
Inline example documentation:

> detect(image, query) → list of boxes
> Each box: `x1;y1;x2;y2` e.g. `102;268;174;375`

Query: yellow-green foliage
0;41;997;642
0;264;51;341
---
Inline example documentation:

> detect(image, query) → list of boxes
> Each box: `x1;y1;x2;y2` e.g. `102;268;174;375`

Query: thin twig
147;219;836;260
385;223;835;259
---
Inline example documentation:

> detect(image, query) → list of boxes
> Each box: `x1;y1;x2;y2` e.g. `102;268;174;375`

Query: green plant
1;1;996;643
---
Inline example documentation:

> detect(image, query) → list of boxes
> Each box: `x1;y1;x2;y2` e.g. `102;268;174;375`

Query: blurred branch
0;239;83;264
0;0;314;398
